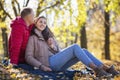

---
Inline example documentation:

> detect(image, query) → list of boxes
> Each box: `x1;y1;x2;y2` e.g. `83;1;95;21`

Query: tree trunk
80;25;87;49
1;28;8;57
104;12;110;60
74;33;78;43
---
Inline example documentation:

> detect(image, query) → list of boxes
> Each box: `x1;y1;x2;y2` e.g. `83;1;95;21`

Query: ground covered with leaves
0;60;120;80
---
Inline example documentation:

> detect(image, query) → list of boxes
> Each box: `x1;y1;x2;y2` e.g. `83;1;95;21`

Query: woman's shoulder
27;35;38;44
29;35;35;38
29;35;43;41
28;35;37;41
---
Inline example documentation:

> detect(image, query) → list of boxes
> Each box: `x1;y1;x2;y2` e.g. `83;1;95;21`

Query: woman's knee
68;44;82;52
72;44;81;49
70;44;82;51
82;48;87;51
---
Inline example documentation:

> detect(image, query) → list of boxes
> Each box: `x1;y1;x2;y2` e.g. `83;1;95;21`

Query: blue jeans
49;44;103;71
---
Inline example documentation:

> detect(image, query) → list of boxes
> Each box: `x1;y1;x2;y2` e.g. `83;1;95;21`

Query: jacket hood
10;16;26;28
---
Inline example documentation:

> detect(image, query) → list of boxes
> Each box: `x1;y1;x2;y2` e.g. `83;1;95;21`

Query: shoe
94;67;112;77
106;65;120;77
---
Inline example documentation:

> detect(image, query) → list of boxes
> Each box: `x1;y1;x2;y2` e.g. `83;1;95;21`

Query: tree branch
37;1;60;16
25;0;30;6
0;1;12;19
36;0;45;16
40;1;60;13
11;0;18;17
23;0;30;7
15;0;21;13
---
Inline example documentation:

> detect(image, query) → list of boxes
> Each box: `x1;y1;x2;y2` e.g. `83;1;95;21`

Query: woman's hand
47;38;54;45
47;38;54;49
41;65;52;71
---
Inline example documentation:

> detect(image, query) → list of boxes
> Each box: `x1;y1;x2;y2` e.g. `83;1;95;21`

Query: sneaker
106;65;120;77
94;67;112;77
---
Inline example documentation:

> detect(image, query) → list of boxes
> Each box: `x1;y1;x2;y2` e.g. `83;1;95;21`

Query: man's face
26;11;34;25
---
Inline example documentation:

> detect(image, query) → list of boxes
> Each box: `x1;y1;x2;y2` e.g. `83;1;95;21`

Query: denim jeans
49;44;103;71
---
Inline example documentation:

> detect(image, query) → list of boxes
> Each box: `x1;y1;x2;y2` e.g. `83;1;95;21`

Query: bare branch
15;0;21;13
36;1;60;16
40;1;60;13
36;0;45;16
11;0;18;17
25;0;30;6
23;0;30;7
0;1;12;19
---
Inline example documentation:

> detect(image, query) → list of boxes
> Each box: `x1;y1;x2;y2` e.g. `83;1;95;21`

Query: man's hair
20;7;33;18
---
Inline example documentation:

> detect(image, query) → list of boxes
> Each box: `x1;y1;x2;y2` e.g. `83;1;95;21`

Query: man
9;7;34;65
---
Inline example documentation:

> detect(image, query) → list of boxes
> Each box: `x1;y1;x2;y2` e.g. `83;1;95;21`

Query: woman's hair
20;7;33;18
31;16;54;41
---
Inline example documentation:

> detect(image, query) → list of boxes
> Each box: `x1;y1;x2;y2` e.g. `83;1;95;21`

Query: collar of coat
35;28;45;41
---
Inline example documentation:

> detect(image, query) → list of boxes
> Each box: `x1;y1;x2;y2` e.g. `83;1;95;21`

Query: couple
9;7;119;77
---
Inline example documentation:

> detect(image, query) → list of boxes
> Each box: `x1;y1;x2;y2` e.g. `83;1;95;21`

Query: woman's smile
36;18;47;31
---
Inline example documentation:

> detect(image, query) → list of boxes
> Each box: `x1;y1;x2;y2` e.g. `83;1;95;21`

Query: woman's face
36;18;47;31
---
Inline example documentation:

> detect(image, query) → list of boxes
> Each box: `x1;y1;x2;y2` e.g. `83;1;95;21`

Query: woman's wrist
50;44;54;49
39;64;46;70
39;64;43;69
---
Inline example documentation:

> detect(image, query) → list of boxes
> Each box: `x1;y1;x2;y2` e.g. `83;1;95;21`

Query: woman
25;16;119;77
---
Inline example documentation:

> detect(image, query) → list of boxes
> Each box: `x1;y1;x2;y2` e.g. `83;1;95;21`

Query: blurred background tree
0;0;65;57
0;0;120;62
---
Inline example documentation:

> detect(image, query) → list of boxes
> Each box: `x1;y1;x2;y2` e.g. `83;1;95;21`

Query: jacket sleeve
10;25;24;64
25;36;42;68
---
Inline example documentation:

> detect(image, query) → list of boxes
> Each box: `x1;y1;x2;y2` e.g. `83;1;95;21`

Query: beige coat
25;29;59;68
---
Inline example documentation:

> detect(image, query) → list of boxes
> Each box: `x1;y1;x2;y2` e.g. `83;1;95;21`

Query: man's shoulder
10;16;26;28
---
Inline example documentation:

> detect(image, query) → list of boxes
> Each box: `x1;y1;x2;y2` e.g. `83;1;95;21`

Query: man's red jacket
9;16;33;64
